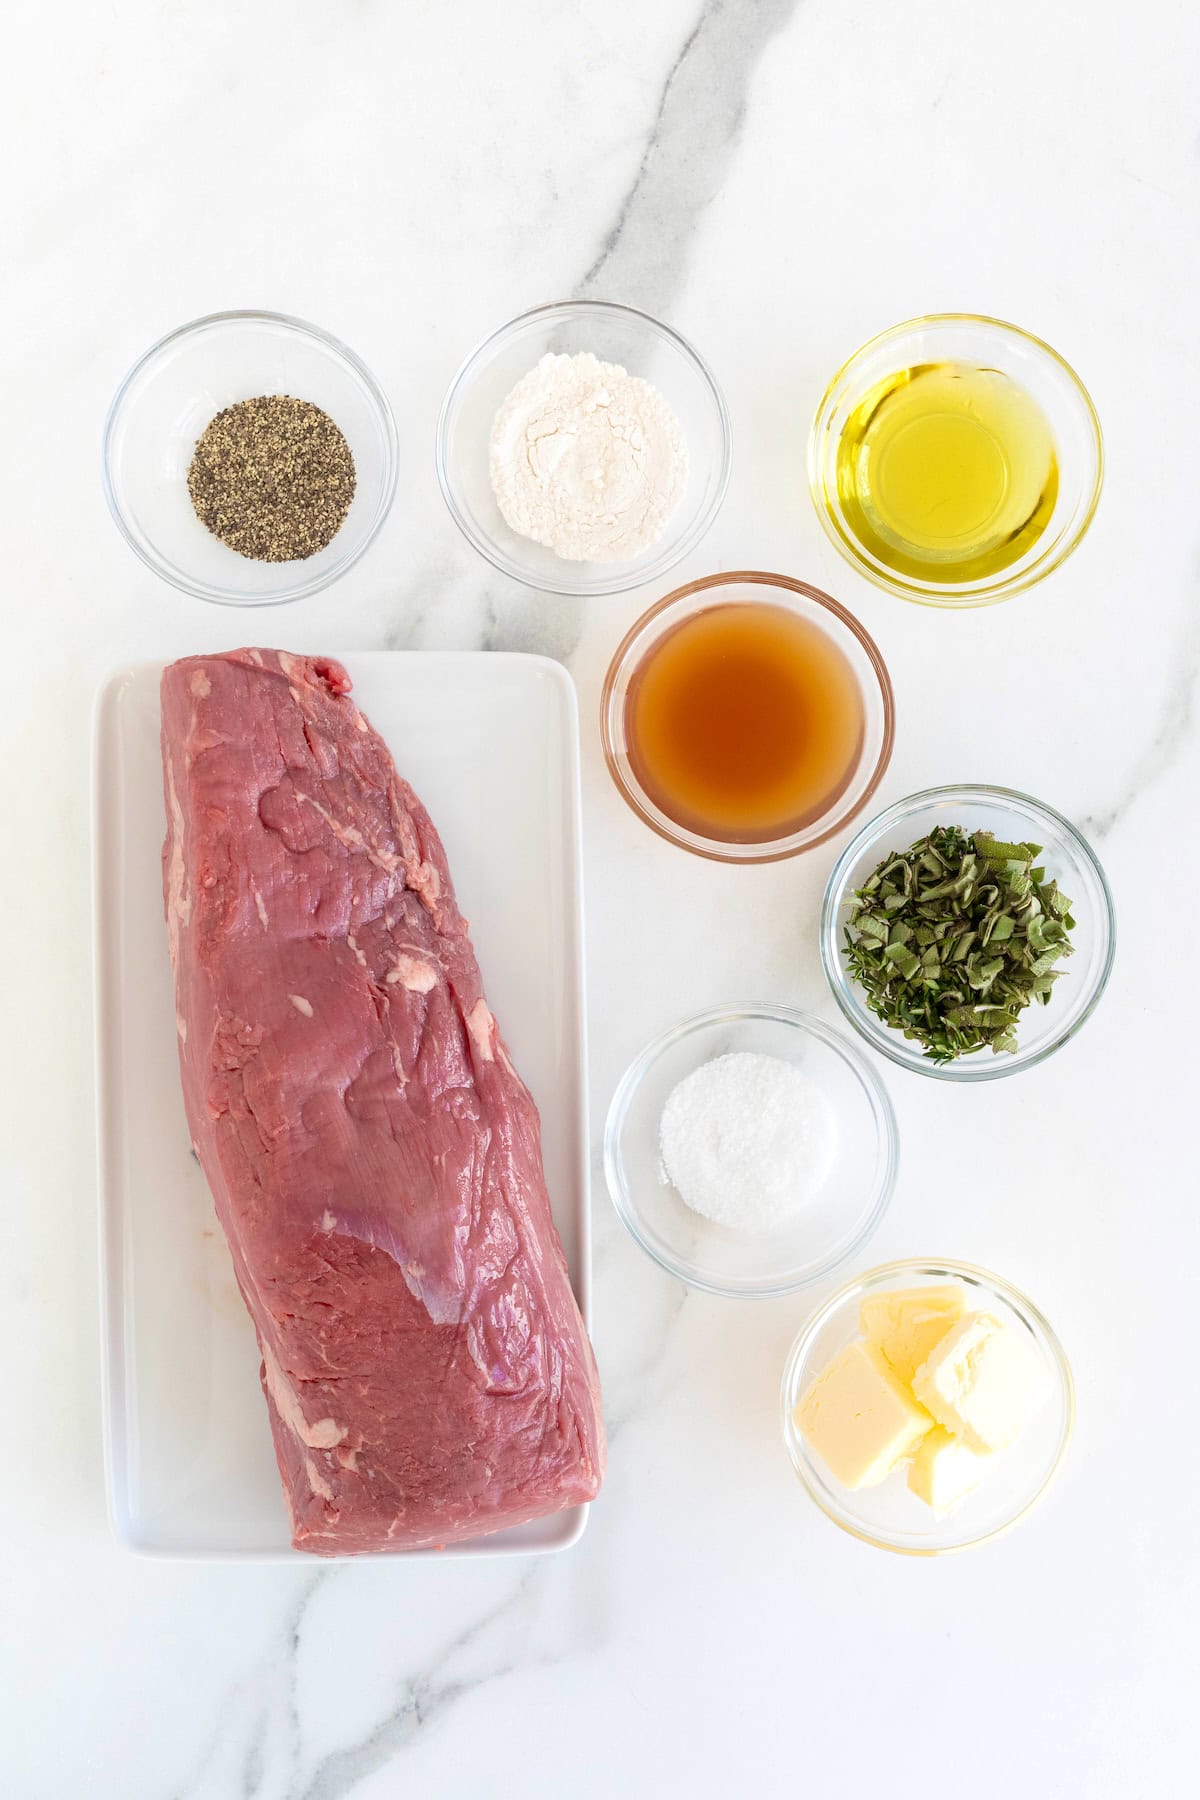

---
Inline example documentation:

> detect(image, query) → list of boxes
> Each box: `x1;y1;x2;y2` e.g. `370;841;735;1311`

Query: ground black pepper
186;394;356;562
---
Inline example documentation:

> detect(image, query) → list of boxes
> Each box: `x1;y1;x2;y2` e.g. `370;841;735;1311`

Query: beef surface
160;648;604;1553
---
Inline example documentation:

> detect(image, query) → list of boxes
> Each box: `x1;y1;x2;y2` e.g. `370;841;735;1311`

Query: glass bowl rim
819;782;1116;1082
806;311;1104;608
603;1002;899;1298
780;1254;1076;1555
434;296;733;598
101;307;400;607
600;569;896;863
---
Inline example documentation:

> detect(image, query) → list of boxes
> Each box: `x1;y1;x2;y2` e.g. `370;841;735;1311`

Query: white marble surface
4;1;1199;1794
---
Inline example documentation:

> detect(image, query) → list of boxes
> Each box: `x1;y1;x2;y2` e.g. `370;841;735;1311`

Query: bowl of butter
781;1258;1073;1553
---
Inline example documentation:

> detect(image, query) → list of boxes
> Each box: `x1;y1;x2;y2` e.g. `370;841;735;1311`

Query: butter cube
859;1284;966;1387
796;1340;934;1489
912;1312;1049;1452
908;1426;992;1516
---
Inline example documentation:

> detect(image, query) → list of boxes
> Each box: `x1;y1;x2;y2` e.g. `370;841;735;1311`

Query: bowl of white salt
603;1005;898;1298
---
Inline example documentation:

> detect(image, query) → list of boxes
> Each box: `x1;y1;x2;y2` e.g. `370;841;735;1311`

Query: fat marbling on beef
160;648;604;1553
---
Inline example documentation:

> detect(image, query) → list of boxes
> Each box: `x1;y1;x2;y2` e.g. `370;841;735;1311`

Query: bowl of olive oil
808;315;1102;607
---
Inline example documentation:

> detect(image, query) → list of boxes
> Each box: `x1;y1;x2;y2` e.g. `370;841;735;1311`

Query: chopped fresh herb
842;826;1075;1063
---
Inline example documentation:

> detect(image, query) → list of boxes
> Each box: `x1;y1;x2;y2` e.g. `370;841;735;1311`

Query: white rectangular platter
93;652;590;1559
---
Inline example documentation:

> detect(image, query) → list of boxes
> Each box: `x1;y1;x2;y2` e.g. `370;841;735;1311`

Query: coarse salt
658;1051;836;1234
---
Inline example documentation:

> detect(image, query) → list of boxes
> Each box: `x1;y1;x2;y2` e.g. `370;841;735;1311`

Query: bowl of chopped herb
820;785;1115;1080
103;311;398;605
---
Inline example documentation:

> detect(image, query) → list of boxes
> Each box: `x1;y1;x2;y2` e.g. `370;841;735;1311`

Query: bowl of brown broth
601;572;895;862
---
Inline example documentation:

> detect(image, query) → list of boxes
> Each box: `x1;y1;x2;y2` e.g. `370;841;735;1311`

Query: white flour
659;1052;836;1234
489;351;687;562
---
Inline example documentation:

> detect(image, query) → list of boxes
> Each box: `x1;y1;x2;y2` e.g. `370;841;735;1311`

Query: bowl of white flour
436;300;731;596
604;1005;898;1298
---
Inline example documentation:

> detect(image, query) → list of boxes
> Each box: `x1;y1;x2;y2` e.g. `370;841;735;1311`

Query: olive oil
834;362;1058;583
625;602;864;844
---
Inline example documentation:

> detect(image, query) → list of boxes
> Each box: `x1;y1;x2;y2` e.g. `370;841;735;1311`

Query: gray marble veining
578;0;800;316
172;1570;335;1800
1081;580;1200;839
295;1567;542;1800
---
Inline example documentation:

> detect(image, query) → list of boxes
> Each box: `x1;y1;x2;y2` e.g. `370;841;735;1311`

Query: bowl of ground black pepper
103;311;397;605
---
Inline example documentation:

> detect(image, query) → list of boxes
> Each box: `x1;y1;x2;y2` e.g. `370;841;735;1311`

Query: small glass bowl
435;299;731;597
781;1259;1074;1554
820;784;1115;1081
102;310;399;606
808;314;1103;607
601;571;895;862
603;1006;898;1299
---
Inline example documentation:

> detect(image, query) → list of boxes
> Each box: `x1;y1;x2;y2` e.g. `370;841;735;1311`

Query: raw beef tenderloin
160;648;604;1553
